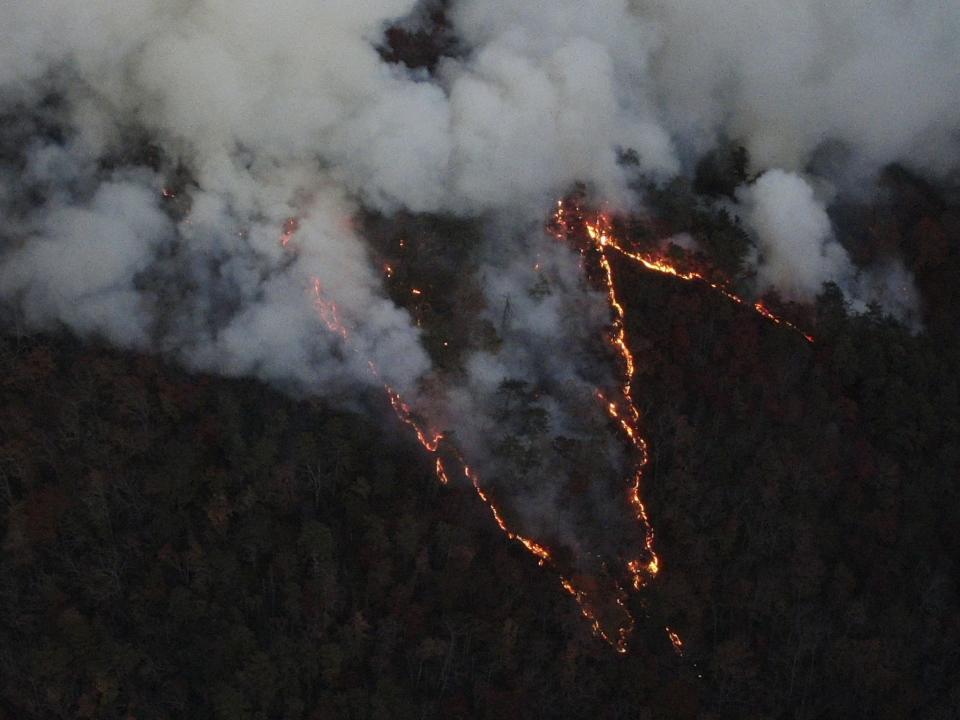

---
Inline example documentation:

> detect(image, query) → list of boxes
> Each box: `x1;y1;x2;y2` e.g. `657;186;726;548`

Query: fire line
287;197;809;655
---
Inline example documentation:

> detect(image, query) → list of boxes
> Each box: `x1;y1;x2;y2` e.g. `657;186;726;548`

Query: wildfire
280;217;300;247
666;627;684;656
300;197;788;655
552;198;674;649
554;201;660;594
436;458;450;485
548;195;823;654
582;211;814;343
306;262;633;652
561;579;632;654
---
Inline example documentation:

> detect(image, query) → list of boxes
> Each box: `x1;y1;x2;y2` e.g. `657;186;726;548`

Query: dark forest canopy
2;152;960;720
1;239;958;719
2;2;960;717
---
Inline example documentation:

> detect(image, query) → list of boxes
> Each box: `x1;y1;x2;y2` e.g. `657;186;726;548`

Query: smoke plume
1;0;957;591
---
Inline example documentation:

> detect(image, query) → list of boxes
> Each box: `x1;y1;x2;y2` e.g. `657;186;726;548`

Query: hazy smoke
741;170;853;301
645;0;960;175
738;170;919;323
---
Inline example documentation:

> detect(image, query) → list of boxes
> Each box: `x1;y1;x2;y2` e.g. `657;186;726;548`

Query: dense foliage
2;254;958;719
2;163;958;719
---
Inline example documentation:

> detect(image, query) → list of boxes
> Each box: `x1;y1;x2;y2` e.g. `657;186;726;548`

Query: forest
1;162;958;719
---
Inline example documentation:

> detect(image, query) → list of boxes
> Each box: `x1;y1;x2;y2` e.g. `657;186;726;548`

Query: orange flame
436;458;450;485
280;217;300;247
307;266;634;651
300;205;716;654
552;199;671;646
583;212;814;343
666;626;684;655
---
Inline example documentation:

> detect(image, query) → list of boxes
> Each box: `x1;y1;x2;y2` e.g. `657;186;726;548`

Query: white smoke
739;170;919;324
644;0;960;176
0;0;953;593
740;170;852;301
2;0;954;362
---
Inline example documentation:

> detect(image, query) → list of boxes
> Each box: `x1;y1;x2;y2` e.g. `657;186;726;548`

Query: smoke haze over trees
1;1;959;717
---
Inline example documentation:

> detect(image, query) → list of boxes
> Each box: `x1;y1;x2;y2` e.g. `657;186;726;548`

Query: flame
548;195;821;653
554;201;660;594
306;262;633;651
436;458;450;485
583;212;814;343
301;202;751;654
561;579;632;654
280;217;300;247
312;279;348;343
666;627;684;656
552;199;672;647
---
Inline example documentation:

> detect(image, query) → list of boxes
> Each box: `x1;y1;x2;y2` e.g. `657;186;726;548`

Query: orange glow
666;627;684;655
547;194;819;655
384;263;395;278
436;458;450;485
554;202;660;593
280;217;299;247
584;212;814;343
302;205;706;655
561;579;633;654
551;199;674;649
308;265;636;652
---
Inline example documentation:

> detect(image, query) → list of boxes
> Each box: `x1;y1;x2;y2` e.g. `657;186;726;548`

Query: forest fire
552;201;660;595
666;627;684;656
435;458;450;485
546;194;826;653
289;197;819;657
578;209;815;343
280;218;300;247
306;265;635;652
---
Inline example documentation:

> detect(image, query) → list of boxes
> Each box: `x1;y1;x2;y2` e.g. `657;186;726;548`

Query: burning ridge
260;195;815;656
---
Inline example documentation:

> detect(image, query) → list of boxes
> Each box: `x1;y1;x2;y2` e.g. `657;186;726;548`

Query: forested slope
1;252;957;719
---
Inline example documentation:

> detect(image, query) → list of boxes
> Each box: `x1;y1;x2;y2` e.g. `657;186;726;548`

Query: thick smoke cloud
0;0;686;397
739;170;920;323
645;0;960;175
4;0;956;360
741;170;853;301
0;0;956;571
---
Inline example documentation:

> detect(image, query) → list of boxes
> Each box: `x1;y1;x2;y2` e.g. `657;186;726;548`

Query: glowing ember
307;259;633;652
549;195;821;653
311;279;348;343
280;217;300;247
436;458;450;485
561;579;632;654
551;199;671;647
384;263;395;278
582;211;814;343
554;202;660;593
300;208;696;655
666;627;684;655
161;187;177;199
